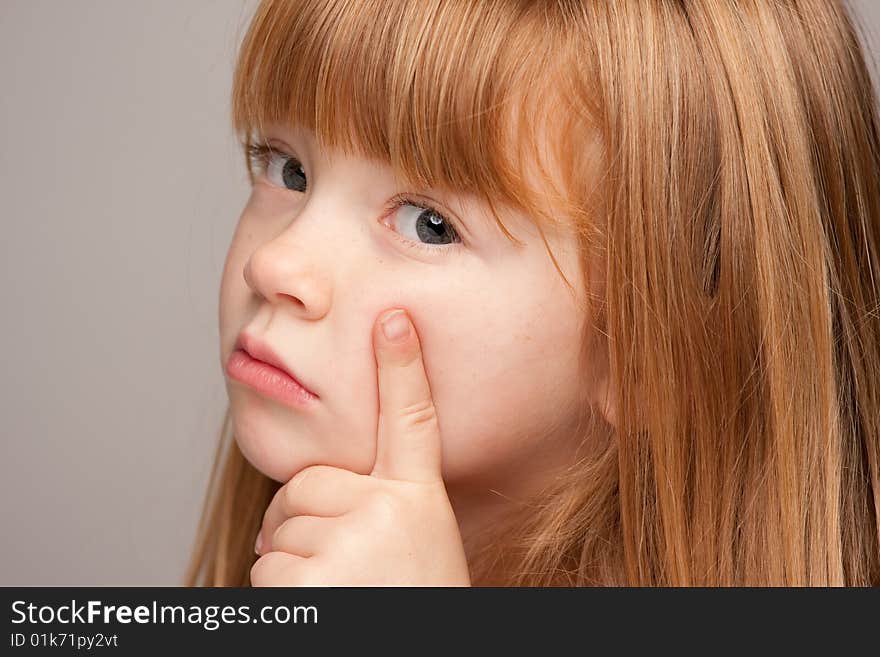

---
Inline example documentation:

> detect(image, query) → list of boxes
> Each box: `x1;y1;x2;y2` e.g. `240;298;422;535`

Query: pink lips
226;332;319;407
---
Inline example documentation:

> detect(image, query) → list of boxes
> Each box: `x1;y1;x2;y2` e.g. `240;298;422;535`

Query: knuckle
396;399;438;427
251;552;310;587
260;507;272;532
250;552;282;587
284;467;319;509
287;464;333;493
271;515;303;550
270;521;288;551
287;467;314;492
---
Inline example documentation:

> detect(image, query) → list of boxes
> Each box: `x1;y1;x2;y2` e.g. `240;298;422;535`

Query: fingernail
381;310;410;343
254;532;263;555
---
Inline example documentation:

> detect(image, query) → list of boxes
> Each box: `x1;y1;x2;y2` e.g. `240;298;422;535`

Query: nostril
282;293;306;309
242;260;255;288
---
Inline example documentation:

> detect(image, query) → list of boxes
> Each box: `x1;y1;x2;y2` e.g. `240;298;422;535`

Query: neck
445;417;614;585
445;444;578;585
446;480;526;586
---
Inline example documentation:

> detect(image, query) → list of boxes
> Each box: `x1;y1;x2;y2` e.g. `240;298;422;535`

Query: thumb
371;308;443;483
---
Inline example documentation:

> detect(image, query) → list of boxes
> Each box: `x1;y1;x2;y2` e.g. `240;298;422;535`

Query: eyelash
245;141;465;258
383;194;465;257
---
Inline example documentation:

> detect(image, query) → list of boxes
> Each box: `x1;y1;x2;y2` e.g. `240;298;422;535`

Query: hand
250;308;471;586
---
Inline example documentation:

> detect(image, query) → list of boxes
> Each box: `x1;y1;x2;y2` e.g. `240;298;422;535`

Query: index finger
370;308;443;483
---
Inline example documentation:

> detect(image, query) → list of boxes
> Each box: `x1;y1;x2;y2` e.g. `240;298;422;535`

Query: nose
243;229;332;320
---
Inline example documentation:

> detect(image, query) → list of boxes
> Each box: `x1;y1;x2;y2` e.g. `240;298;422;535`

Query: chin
227;400;378;483
231;423;292;484
225;399;298;482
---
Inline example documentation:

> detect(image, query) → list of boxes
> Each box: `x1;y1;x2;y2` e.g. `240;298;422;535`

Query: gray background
1;1;878;586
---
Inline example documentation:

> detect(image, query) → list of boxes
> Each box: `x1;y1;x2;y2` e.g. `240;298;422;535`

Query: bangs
231;0;598;277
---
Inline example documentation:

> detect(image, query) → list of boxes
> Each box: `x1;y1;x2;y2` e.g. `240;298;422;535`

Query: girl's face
219;124;591;494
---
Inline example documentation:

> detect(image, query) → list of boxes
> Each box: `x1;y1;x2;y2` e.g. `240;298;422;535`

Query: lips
234;332;319;398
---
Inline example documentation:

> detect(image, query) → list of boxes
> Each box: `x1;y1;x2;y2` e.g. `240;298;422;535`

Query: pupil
282;159;306;192
416;210;452;245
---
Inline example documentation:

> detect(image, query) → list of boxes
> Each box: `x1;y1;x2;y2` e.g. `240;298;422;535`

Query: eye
247;143;307;193
385;195;464;251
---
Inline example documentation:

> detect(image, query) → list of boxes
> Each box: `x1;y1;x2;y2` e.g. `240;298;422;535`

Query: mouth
231;331;320;399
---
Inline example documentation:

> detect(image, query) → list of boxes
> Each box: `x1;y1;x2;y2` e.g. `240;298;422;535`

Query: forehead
244;0;602;216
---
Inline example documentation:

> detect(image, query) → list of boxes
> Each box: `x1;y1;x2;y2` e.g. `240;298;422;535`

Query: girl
186;0;880;586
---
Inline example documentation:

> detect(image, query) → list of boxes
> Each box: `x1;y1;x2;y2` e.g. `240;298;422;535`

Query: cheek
414;292;585;482
219;224;586;486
